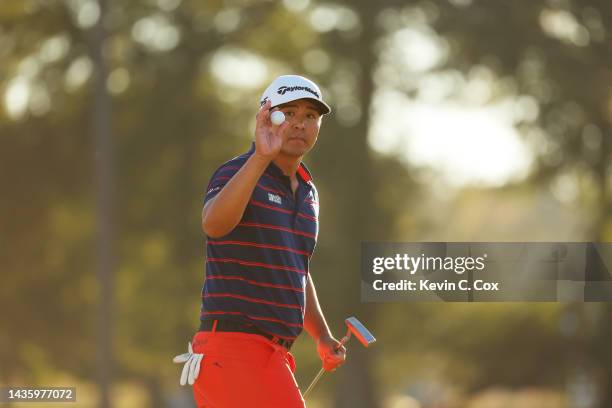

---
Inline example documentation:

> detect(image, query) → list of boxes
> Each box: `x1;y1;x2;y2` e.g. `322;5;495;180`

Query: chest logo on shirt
268;193;282;205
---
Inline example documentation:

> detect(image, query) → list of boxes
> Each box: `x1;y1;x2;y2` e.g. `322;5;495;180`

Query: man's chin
281;146;309;158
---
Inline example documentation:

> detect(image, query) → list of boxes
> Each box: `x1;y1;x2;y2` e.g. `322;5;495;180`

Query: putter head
345;317;376;347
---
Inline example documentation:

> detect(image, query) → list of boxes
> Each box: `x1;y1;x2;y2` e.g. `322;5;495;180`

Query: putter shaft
302;334;350;399
302;367;325;398
302;317;375;399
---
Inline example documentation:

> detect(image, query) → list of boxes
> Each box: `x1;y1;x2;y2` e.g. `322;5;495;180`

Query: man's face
274;99;322;158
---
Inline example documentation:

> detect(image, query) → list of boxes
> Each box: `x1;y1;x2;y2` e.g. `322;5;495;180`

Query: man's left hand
317;334;346;372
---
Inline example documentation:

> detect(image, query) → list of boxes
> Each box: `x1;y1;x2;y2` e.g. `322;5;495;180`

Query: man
175;75;346;407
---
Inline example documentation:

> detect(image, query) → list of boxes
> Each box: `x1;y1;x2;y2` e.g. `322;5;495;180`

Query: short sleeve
203;161;244;205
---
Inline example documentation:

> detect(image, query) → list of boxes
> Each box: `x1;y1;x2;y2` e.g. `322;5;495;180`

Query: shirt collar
248;142;314;183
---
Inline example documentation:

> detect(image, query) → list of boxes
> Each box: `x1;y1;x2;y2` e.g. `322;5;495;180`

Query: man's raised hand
254;100;290;160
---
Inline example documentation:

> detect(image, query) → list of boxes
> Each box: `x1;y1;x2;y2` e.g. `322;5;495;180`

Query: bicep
201;197;218;235
202;198;214;220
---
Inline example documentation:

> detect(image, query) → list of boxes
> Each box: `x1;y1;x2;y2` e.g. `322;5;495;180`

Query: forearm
304;274;332;341
202;154;270;237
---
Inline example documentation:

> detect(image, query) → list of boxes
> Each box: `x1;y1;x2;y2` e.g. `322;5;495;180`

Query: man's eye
285;111;295;117
307;114;316;119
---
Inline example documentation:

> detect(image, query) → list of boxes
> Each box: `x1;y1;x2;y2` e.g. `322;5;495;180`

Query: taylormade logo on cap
260;75;331;115
277;85;320;98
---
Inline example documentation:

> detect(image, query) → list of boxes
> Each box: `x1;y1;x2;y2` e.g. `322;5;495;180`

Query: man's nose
291;116;306;129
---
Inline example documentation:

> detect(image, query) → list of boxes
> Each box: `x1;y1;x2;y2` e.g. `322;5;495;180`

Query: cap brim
272;97;331;115
299;97;330;115
310;99;331;115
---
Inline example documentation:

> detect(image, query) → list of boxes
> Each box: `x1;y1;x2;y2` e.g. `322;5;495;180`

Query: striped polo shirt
200;144;319;339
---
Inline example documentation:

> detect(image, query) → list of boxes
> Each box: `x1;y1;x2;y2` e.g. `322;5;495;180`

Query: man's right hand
203;100;290;238
254;100;290;161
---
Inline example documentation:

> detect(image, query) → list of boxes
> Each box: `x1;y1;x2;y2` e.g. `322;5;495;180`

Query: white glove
172;342;204;386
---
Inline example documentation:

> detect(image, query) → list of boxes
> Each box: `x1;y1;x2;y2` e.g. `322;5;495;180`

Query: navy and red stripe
200;143;319;339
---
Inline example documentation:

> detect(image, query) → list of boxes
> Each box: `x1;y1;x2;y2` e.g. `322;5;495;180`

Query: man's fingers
256;100;272;120
325;352;345;363
323;360;339;372
277;119;291;133
323;351;346;372
268;122;288;146
322;346;346;373
255;101;274;136
258;99;271;112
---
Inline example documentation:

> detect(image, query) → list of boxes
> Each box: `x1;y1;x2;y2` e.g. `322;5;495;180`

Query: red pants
191;330;306;408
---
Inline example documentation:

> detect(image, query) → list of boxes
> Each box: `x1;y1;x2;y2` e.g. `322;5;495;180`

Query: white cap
260;75;331;115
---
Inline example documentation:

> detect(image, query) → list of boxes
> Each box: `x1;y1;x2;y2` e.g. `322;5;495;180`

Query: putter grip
337;335;350;349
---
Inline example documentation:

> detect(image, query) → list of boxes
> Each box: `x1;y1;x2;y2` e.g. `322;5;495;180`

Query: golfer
185;75;346;407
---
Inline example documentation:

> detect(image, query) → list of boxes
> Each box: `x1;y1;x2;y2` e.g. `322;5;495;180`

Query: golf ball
270;110;285;126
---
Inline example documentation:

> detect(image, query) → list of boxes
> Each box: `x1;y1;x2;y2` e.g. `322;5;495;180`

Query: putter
303;316;376;398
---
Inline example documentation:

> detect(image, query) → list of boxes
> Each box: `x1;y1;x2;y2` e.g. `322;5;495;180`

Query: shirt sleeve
203;161;244;205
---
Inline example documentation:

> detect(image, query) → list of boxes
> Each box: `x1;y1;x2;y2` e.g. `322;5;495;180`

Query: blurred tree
2;0;382;405
387;0;612;239
3;0;611;407
307;0;611;404
366;0;612;405
90;0;114;406
0;0;98;386
427;2;612;405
